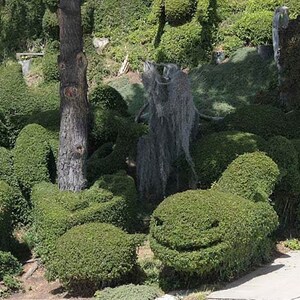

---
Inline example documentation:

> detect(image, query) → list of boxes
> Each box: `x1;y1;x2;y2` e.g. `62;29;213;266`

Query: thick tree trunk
57;0;88;191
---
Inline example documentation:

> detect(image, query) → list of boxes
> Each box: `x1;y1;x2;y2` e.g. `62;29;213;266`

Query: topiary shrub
0;251;22;281
31;172;137;261
214;152;280;202
0;181;14;250
266;136;300;194
94;284;162;300
13;124;56;194
90;85;128;115
150;189;278;279
47;223;138;291
156;21;204;67
223;105;288;139
190;131;267;188
165;0;196;25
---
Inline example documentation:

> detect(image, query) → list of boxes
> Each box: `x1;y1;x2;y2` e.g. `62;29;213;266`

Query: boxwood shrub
223;105;288;139
47;223;138;290
13;124;56;194
31;172;137;261
0;251;22;281
150;189;278;279
214;152;280;202
94;284;162;300
190;131;267;187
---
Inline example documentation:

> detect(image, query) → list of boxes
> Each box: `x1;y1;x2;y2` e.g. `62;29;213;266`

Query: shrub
232;10;273;46
286;111;300;139
32;172;137;261
156;22;204;67
266;136;300;194
214;152;280;202
165;0;196;25
0;251;22;281
48;223;137;290
13;124;55;193
90;85;128;116
42;9;59;40
0;181;14;250
42;52;59;82
223;105;288;139
94;284;162;300
190;131;267;187
150;189;278;278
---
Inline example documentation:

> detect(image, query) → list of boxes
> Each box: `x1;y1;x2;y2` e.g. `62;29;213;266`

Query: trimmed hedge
191;131;267;187
48;223;138;290
150;189;278;278
266;136;300;194
165;0;196;25
13;124;55;193
0;251;22;281
214;152;280;202
32;172;137;261
0;181;14;250
94;284;162;300
42;52;59;82
223;105;288;139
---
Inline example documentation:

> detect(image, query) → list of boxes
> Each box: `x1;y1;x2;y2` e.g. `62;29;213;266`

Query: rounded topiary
0;251;22;281
150;189;278;278
266;136;300;194
224;105;288;139
165;0;196;25
49;223;137;290
190;131;267;187
214;152;280;202
90;85;128;116
13;124;54;193
94;284;162;300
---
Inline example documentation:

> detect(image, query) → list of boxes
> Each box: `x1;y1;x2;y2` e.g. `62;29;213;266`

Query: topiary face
150;189;278;278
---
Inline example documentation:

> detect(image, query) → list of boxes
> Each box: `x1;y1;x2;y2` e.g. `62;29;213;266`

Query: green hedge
266;136;300;194
47;223;138;290
0;251;22;281
165;0;196;25
32;172;137;261
150;189;278;278
13;124;56;193
42;52;59;82
214;152;280;202
190;131;267;187
0;181;14;250
94;284;162;300
224;105;288;139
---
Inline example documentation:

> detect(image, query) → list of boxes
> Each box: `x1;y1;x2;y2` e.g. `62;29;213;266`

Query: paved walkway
208;251;300;300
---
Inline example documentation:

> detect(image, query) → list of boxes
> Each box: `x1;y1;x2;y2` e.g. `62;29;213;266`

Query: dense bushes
223;105;288;139
0;181;14;250
32;172;137;260
47;223;138;290
94;284;162;300
42;52;59;82
150;189;278;278
0;251;22;280
190;131;266;187
13;124;55;193
165;0;197;25
214;152;280;202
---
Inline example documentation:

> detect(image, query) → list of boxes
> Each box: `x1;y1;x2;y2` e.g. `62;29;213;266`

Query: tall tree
57;0;89;191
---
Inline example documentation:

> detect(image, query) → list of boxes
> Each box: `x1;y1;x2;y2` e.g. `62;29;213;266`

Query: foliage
156;22;203;67
48;223;138;290
42;9;59;40
165;0;196;25
150;189;278;279
94;284;162;300
0;181;14;250
31;172;137;261
283;239;300;250
2;275;22;292
266;136;300;194
0;251;22;281
223;105;288;139
190;131;267;187
42;52;59;82
13;124;56;194
214;152;280;202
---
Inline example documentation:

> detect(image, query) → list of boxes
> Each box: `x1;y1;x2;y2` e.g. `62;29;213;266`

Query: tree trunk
57;0;88;191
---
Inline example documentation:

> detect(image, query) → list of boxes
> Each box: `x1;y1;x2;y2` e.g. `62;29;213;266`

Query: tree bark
57;0;88;191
